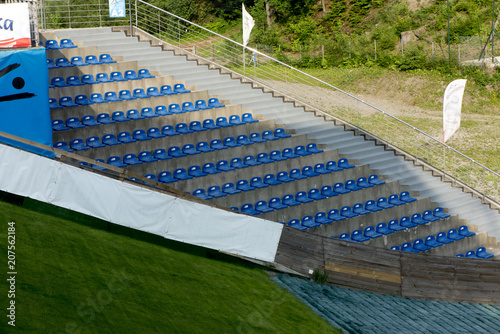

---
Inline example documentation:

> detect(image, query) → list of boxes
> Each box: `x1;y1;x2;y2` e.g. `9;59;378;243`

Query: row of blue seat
49;84;193;109
44;38;78;49
53;112;257;134
49;69;154;88
390;227;476;253
456;247;494;259
47;54;116;69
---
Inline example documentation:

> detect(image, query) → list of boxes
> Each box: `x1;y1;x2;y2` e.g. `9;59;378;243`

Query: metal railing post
129;0;132;34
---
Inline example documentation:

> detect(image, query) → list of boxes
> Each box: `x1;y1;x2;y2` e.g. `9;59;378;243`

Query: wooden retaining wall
275;227;500;304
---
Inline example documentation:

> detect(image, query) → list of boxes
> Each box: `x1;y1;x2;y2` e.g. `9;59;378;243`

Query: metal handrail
38;0;500;205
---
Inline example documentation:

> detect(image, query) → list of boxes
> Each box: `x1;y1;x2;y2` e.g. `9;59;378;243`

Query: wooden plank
326;262;402;284
327;273;401;296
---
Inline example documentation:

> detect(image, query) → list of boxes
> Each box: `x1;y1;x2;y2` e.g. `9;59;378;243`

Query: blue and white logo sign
109;0;125;18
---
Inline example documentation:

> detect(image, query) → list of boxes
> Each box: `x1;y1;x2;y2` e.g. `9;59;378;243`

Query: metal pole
135;0;137;34
493;0;496;63
322;45;324;60
447;0;450;62
374;40;377;61
129;0;132;34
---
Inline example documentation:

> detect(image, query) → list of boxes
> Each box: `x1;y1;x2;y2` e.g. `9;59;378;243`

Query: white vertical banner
0;3;31;48
109;0;126;18
443;79;466;143
242;4;255;47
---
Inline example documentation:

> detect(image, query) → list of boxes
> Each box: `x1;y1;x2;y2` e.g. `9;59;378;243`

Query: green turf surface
0;199;341;334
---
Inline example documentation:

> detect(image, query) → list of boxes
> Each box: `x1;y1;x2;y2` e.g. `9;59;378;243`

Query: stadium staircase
41;26;499;259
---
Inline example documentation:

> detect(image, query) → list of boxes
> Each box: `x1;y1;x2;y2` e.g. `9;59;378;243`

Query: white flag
443;79;466;143
242;4;255;47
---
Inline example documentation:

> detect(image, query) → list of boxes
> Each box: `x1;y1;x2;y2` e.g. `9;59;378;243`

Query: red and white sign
0;3;31;48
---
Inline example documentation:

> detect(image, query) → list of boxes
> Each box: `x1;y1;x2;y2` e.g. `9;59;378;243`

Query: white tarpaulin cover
443;79;466;143
0;144;283;262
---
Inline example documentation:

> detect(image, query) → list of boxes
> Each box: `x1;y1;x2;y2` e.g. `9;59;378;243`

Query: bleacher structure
0;1;482;304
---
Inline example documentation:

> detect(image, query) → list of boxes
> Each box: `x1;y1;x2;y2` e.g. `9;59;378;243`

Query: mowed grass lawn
0;199;340;334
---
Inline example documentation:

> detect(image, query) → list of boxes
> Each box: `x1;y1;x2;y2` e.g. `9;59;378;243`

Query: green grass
0;199;341;334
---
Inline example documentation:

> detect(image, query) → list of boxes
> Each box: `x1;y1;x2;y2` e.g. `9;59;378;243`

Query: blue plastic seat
224;137;241;148
52;119;69;131
208;139;225;150
345;179;362;191
47;59;58;69
96;73;112;83
249;132;266;143
171;169;191;181
320;185;337;197
351;230;370;242
187;165;207;178
155;106;169;116
174;83;190;94
241;203;260;215
145;127;164;139
333;182;350;194
339;233;353;241
168;146;186;158
314;163;330;174
45;39;60;49
289;169;306;180
203;119;220;130
368;174;385;185
424;235;443;248
433;207;451;219
326;160;342;172
141;107;156;118
302;166;319;177
102;134;121;146
154;149;172;160
59;96;78;107
60;38;77;48
169;103;183;114
119;90;135;101
282;148;299;159
364;226;382;239
399;216;417;228
282;194;301;207
138;68;154;78
295;191;313;203
56;57;74;67
86;136;105;149
236;179;255;191
54;141;72;152
172;123;190;135
144;174;158;184
327;209;345;221
216;160;234;171
70;139;90;151
241;113;258;123
89;93;106;104
273;172;291;184
376;197;393;209
365;200;382;212
353;203;370;215
255;200;274;213
294;145;310;156
117;131;136;143
465;250;479;258
216;117;232;128
243;155;261;166
146;87;162;97
99;54;116;64
301;215;320;228
107;156;127;168
338;158;355;169
196;100;210;110
160;85;176;95
269;197;287;210
208;98;225;108
133;129;151;141
422;210;440;222
110;71;126;82
270;150;287;161
180;102;195;113
274;128;290;138
188;121;203;131
436;232;454;244
401;242;420;253
127;109;144;120
357;177;374;188
262;130;279;141
236;135;253;146
66;117;85;129
388;193;405;206
221;182;240;195
400;191;417;202
413;239;431;251
306;143;323;154
314;212;333;225
123;153;143;165
447;229;464;241
229;115;244;125
388;219;405;231
288;219;307;230
458;225;476;237
85;55;101;65
340;206;358;218
133;88;148;99
476;247;494;259
376;223;394;235
263;174;281;185
455;254;465;257
411;213;428;225
160;125;178;136
67;75;84;86
257;152;273;164
158;171;177;183
183;144;201;155
124;70;140;80
104;91;121;102
81;74;97;84
390;246;400;251
308;188;326;200
52;76;70;87
192;189;212;200
111;111;129;122
92;159;108;171
138;151;158;163
250;177;268;188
